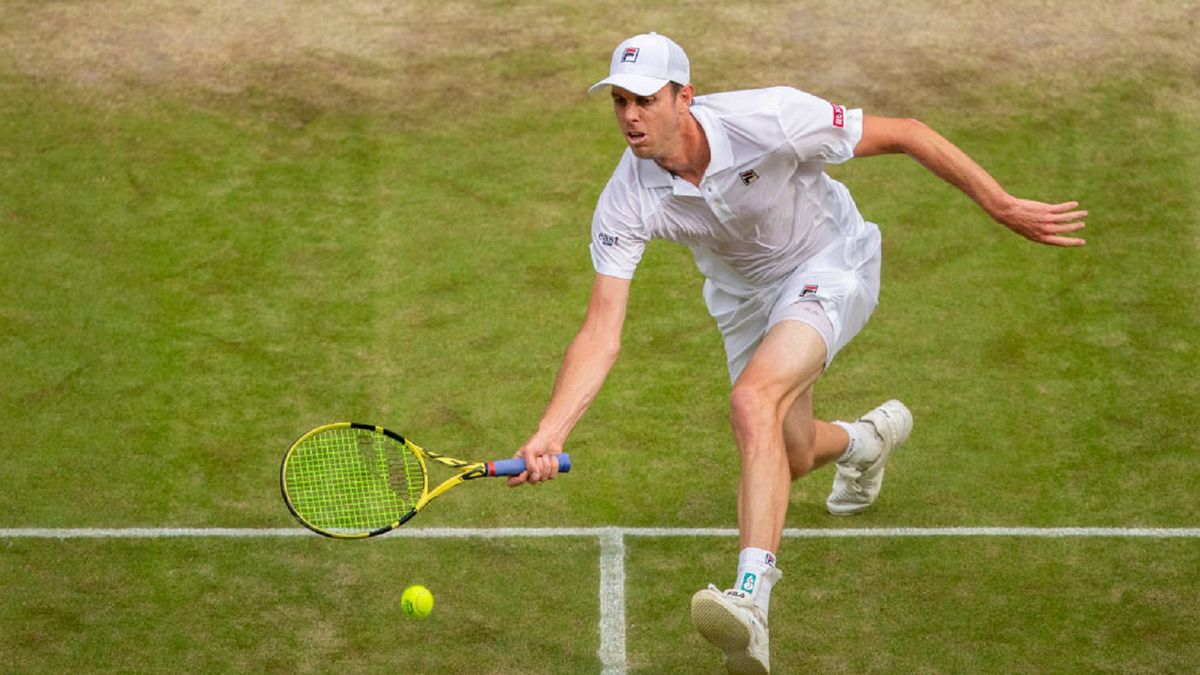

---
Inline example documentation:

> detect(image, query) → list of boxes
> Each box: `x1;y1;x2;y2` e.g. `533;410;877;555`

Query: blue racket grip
487;453;572;477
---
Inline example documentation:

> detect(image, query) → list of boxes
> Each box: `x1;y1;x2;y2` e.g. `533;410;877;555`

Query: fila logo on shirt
739;169;760;186
621;47;639;63
800;284;819;298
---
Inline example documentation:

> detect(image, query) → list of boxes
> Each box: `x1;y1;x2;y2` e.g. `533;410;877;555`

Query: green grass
1;1;1198;672
630;536;1200;673
4;536;1195;673
1;538;603;674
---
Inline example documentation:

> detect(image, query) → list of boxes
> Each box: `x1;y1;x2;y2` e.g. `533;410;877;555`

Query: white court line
5;525;1197;675
598;529;627;675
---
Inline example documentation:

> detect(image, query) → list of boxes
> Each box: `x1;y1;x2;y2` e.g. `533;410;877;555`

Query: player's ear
673;83;694;110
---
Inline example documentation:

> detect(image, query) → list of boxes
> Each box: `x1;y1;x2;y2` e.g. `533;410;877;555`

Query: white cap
588;32;690;96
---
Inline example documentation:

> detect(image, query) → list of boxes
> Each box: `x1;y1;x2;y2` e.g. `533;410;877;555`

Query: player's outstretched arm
509;273;631;486
855;115;1087;247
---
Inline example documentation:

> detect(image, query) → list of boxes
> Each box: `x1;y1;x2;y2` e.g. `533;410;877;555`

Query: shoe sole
826;400;912;516
691;593;769;675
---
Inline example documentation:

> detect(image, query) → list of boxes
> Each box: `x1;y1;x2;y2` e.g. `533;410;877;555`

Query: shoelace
830;485;865;502
831;466;868;501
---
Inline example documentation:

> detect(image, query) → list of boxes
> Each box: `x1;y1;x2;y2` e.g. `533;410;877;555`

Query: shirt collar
635;104;734;189
692;105;734;178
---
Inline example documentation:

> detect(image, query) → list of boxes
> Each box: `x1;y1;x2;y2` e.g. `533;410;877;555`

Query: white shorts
701;224;882;383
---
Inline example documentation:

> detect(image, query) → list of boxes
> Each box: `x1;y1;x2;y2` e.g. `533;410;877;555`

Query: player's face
611;84;691;160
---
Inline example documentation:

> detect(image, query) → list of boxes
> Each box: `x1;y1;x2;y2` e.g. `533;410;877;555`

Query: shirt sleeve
775;87;864;165
589;172;648;280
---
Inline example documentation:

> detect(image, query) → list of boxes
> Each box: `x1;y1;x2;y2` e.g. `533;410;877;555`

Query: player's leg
692;319;824;675
729;319;827;554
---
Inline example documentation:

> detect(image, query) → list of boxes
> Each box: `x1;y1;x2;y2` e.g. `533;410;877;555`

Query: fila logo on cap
621;47;639;63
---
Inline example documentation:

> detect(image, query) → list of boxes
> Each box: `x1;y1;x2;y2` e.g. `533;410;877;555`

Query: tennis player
510;32;1086;673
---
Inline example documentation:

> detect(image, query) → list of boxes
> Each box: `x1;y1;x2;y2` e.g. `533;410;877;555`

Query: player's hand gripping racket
280;422;571;539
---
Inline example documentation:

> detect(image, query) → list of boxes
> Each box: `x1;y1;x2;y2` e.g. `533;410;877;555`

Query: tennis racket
280;422;571;539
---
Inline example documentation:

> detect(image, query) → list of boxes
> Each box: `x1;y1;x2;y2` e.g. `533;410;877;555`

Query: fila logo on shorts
800;284;819;297
832;103;845;128
621;47;639;63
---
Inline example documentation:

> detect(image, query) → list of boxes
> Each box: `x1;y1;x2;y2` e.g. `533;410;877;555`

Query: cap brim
587;73;671;97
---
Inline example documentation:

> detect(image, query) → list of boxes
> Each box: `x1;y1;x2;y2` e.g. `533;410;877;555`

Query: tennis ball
401;584;434;619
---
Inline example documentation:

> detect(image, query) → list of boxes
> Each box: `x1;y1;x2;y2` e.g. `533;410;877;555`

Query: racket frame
280;422;502;539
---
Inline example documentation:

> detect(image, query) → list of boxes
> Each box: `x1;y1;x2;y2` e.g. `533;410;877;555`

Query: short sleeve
589;172;648;280
775;87;863;165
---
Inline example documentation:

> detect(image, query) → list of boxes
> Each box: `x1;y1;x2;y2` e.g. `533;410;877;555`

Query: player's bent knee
728;384;777;437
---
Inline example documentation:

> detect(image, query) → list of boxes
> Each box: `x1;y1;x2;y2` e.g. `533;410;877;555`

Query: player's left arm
854;115;1087;247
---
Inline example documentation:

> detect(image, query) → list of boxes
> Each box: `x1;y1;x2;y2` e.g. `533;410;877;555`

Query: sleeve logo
598;233;620;247
831;103;845;128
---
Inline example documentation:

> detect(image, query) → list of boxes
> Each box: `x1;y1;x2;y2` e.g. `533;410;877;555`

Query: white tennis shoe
826;399;913;516
691;571;780;674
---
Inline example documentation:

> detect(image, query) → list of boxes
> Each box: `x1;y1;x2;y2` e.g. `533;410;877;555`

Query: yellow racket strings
286;427;425;533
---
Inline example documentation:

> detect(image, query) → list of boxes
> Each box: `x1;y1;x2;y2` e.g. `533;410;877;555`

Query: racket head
280;423;428;539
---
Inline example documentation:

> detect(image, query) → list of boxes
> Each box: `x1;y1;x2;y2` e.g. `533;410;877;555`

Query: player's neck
656;112;709;187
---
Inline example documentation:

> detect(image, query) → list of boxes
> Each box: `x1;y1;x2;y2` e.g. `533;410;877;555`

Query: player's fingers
1047;209;1087;223
1041;234;1087;247
1049;200;1080;212
528;454;548;483
507;471;528;488
1042;220;1086;234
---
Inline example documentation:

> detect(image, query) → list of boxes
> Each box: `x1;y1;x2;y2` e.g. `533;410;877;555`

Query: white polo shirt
589;86;870;296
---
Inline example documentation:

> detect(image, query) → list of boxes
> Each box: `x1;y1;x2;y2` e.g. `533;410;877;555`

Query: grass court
2;1;1198;672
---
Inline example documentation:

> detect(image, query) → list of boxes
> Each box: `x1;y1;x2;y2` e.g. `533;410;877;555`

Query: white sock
832;420;860;464
735;547;778;613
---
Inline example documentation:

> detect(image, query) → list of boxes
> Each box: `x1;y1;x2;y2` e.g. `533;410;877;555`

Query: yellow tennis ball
401;585;434;619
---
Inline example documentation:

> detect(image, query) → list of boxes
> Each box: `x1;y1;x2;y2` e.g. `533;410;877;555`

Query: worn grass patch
2;0;1196;124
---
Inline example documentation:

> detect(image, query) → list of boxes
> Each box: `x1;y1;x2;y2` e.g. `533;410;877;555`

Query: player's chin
627;143;655;159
